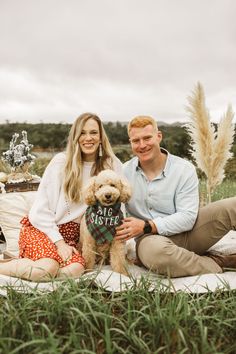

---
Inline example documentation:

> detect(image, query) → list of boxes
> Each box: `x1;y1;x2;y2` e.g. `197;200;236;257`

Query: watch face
144;221;152;233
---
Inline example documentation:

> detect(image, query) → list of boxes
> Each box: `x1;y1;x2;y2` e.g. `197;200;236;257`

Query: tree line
0;121;235;178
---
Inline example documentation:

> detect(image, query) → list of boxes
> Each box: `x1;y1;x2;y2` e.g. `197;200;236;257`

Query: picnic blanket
0;231;236;296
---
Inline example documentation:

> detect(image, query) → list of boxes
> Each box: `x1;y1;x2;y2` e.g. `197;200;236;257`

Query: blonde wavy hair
128;115;158;135
64;113;116;202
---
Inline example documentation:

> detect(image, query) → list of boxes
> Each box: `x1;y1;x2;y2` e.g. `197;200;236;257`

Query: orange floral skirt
19;217;85;268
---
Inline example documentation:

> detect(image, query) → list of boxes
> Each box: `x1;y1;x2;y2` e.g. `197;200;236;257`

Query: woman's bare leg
57;263;85;279
0;258;59;281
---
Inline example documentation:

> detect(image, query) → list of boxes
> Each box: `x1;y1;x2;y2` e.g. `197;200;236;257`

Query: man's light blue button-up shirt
123;149;199;236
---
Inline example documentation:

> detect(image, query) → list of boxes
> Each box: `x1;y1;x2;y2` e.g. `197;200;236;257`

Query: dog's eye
99;184;103;189
110;184;115;187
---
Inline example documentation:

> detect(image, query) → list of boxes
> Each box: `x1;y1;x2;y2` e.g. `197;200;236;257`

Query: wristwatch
143;220;152;234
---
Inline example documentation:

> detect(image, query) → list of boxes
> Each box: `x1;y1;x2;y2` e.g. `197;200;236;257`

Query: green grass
0;278;236;354
199;179;236;205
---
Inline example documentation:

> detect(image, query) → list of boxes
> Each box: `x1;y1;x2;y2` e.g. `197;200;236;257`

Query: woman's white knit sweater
29;152;123;243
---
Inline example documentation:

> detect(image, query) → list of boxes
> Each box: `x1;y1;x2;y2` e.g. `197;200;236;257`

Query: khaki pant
137;197;236;277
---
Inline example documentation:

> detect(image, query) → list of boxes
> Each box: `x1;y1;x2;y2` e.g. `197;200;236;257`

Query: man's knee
210;197;236;227
138;235;172;269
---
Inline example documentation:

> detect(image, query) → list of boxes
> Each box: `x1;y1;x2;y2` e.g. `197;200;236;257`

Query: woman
0;113;123;281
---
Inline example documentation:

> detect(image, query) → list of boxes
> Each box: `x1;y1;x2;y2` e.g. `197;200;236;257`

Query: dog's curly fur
79;169;131;275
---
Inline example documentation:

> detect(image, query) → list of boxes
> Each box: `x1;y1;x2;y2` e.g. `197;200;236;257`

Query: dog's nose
105;193;112;199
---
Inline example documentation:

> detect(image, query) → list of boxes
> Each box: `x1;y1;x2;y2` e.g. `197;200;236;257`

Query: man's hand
55;239;78;262
115;217;145;241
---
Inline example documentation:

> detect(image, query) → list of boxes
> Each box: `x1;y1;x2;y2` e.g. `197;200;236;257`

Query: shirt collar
161;148;171;177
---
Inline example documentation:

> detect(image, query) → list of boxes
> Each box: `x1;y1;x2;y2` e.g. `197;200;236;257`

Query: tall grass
199;179;236;206
0;278;236;354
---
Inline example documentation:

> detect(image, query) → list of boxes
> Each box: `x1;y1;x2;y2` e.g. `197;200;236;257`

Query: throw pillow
0;191;36;255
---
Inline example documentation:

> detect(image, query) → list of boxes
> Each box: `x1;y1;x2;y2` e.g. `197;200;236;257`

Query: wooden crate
0;180;40;193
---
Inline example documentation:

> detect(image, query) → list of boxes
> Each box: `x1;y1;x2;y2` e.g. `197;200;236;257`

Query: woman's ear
119;178;132;203
83;177;96;205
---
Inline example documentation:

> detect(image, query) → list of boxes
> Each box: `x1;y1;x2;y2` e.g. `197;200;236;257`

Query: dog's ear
83;177;96;205
119;177;132;203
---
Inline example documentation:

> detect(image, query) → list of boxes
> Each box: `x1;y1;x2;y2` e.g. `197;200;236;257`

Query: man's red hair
128;115;158;135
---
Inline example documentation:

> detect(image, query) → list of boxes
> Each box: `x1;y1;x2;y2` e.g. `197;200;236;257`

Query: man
116;115;236;277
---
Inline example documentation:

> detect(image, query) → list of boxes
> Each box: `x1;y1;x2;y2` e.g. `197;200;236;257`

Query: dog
79;169;132;275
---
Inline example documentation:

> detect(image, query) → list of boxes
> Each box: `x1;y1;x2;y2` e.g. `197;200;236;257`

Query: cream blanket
0;231;236;296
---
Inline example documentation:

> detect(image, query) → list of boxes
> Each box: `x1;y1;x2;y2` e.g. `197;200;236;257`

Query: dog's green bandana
85;202;123;244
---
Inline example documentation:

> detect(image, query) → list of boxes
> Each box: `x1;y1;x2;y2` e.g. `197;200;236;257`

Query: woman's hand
115;217;145;241
55;239;78;262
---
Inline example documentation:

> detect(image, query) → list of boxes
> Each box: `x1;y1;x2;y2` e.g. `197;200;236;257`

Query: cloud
0;0;235;123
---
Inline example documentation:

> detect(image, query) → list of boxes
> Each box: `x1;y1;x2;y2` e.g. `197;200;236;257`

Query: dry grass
186;82;234;203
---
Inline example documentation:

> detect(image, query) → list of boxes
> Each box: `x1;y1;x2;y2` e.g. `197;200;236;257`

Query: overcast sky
0;0;235;124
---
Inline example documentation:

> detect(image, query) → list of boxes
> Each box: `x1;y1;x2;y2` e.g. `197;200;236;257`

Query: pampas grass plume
186;82;235;203
211;105;234;190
